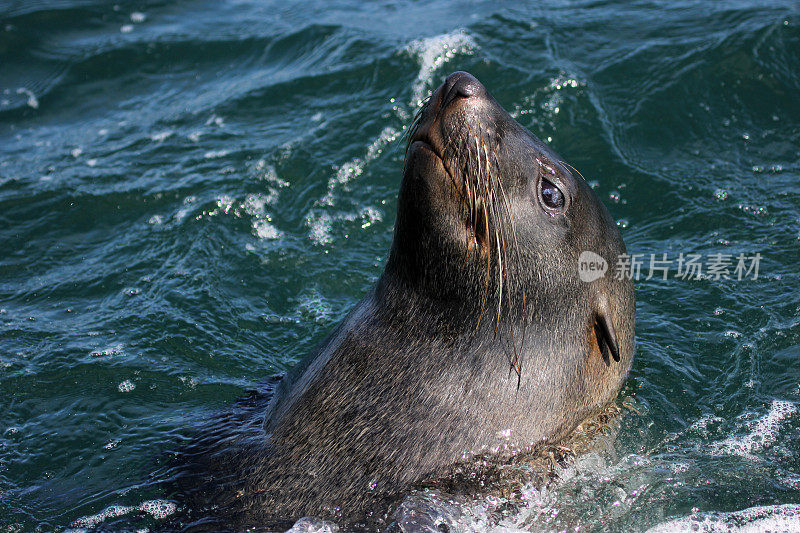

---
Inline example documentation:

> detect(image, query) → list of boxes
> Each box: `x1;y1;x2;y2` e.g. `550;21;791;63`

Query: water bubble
118;380;136;393
139;500;177;520
712;400;797;457
647;504;800;533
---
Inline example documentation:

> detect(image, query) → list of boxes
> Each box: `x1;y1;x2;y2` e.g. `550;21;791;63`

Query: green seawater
1;1;799;531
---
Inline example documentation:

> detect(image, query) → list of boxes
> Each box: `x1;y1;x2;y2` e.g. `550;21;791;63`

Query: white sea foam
298;289;334;324
320;125;399;207
306;30;474;245
69;499;177;530
205;114;225;127
242;193;267;217
253;219;281;240
90;344;126;358
360;206;382;228
117;379;135;393
150;130;173;142
203;149;229;159
405;30;477;108
646;504;800;533
174;202;194;222
16;87;39;109
306;206;383;245
509;73;584;122
712;400;797;457
307;211;334;245
254;159;289;187
138;499;176;520
242;193;282;240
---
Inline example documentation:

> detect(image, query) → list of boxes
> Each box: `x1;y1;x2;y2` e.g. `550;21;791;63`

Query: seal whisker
488;167;505;335
475;131;493;332
475;199;491;330
477;134;507;337
509;326;522;386
450;132;478;260
560;160;586;182
484;138;524;378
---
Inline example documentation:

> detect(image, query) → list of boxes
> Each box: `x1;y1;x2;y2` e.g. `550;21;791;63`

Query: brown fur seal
173;71;635;531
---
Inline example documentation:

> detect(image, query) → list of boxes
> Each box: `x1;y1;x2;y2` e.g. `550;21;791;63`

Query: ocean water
1;0;800;531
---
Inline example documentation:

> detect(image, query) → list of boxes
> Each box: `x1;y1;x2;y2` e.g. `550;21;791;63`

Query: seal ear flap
592;293;621;364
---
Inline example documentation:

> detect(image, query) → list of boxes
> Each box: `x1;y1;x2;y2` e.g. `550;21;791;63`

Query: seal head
397;71;632;373
176;71;635;531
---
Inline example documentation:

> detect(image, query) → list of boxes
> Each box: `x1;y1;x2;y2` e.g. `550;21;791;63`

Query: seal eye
540;179;565;210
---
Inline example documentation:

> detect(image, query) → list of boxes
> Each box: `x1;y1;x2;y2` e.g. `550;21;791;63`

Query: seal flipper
593;293;621;364
594;312;620;363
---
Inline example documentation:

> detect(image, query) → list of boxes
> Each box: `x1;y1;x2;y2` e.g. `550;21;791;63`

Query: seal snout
407;71;488;154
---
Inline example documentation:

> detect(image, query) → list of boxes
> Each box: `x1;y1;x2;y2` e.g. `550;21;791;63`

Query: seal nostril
442;71;484;108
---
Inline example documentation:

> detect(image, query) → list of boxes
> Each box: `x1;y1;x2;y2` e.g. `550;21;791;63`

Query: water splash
405;30;477;108
67;499;177;531
711;400;797;457
307;30;475;246
646;504;800;533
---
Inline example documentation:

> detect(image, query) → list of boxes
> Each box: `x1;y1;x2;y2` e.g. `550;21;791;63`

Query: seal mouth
405;74;522;376
407;125;491;253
